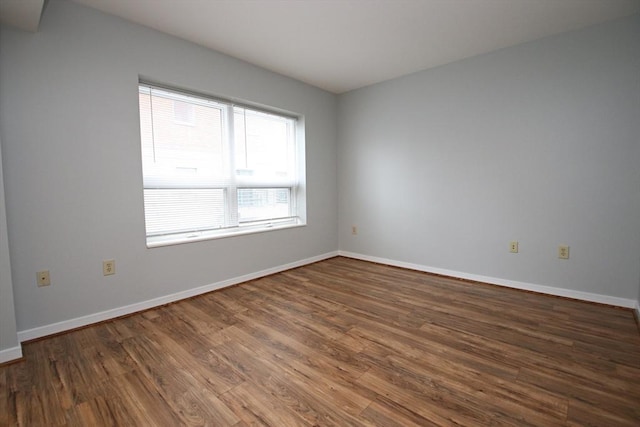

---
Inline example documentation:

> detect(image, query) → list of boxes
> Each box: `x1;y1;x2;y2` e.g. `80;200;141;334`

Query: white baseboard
635;300;640;320
18;251;339;343
0;345;23;364
338;251;637;309
15;249;635;343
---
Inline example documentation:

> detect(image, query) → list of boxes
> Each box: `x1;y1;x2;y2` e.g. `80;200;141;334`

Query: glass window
138;84;305;246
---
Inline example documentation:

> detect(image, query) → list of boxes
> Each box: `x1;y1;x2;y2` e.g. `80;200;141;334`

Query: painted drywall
338;14;640;300
0;0;338;333
0;136;21;361
637;272;640;317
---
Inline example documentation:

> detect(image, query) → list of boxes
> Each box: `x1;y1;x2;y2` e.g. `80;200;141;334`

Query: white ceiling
3;0;639;93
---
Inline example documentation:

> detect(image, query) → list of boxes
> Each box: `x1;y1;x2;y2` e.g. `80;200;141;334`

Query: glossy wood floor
2;257;639;426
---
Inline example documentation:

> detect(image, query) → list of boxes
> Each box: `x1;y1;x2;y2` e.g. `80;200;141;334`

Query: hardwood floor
1;256;639;426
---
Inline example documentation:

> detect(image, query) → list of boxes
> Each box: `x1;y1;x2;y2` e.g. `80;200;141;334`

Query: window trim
146;220;305;248
138;81;306;247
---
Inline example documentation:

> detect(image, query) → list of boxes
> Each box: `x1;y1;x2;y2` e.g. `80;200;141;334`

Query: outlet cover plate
103;260;116;276
558;245;570;259
37;270;50;287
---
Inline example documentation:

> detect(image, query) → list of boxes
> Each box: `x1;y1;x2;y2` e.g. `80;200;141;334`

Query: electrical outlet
509;241;519;253
103;259;115;276
351;225;358;235
37;270;50;287
558;245;570;259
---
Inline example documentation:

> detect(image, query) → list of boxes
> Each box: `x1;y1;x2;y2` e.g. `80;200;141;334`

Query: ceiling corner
0;0;46;33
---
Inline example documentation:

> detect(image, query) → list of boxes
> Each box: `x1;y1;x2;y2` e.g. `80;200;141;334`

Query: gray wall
0;137;20;357
338;14;640;300
0;0;338;333
1;0;638;348
637;272;640;310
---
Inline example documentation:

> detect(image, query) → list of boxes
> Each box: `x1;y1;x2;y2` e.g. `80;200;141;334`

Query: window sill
146;220;305;248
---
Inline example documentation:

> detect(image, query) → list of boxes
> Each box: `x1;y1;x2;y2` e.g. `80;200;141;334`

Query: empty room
1;0;639;425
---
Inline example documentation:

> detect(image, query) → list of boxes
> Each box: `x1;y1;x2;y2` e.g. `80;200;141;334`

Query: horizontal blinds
144;189;225;236
140;81;299;120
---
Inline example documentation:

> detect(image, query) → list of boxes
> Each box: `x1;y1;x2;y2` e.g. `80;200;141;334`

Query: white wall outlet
37;270;50;287
558;245;570;259
509;241;519;253
103;259;116;276
351;225;358;235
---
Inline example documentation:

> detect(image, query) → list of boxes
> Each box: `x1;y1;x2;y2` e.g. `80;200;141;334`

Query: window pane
238;188;291;223
144;189;225;235
140;89;227;181
173;100;195;125
234;107;293;179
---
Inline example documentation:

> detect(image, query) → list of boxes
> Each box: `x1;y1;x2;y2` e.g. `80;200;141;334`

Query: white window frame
138;82;306;247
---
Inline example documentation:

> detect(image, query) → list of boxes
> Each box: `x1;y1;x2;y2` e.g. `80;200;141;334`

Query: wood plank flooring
1;256;639;426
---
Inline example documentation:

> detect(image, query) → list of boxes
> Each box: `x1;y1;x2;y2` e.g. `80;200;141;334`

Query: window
138;83;305;247
172;100;195;125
